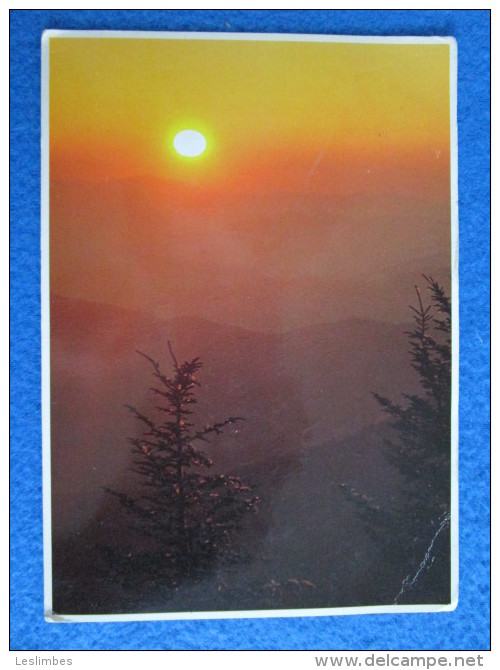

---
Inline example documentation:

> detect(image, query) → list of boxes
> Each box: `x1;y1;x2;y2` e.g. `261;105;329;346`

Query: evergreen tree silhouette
343;276;451;603
106;342;259;581
373;275;451;519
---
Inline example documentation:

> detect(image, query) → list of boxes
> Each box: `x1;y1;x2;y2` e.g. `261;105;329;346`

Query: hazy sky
48;36;453;538
49;36;452;330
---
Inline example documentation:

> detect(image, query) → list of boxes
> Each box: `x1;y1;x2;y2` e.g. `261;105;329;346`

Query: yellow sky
49;37;451;185
48;35;452;331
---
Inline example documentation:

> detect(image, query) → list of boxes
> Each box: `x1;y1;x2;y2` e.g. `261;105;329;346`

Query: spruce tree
343;276;451;603
106;343;259;580
373;275;451;519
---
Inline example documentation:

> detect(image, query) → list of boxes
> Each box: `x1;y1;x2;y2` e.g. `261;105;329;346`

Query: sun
173;129;207;157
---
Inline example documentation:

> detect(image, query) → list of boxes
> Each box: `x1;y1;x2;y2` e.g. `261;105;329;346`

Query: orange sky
48;35;452;330
49;37;450;184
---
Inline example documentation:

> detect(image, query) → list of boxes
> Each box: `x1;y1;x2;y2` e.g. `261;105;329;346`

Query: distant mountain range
50;177;451;329
49;293;422;541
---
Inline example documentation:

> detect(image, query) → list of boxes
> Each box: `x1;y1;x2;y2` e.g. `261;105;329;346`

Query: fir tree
343;276;451;603
373;275;451;519
106;343;259;581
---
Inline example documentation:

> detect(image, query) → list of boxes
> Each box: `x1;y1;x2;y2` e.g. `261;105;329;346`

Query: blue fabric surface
10;9;490;650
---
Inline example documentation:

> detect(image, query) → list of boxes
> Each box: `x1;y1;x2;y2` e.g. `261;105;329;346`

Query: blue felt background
10;9;490;650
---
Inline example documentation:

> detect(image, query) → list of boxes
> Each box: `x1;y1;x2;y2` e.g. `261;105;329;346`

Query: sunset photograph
43;32;456;618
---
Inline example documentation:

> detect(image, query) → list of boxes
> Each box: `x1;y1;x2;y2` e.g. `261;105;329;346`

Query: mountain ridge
49;292;422;539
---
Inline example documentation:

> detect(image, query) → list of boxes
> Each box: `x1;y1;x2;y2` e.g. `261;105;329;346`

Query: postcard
41;31;458;621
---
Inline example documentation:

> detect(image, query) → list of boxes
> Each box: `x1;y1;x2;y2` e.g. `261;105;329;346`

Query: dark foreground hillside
50;293;435;614
53;422;416;614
